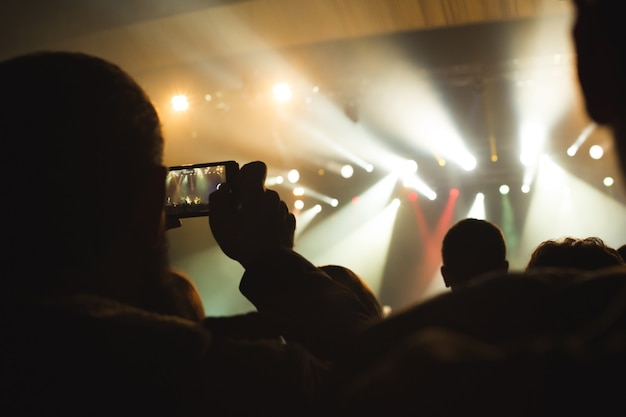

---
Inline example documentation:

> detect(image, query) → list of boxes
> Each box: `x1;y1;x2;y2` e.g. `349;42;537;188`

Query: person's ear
441;265;451;288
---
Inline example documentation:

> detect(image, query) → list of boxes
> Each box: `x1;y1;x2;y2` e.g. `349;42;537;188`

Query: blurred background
3;0;625;315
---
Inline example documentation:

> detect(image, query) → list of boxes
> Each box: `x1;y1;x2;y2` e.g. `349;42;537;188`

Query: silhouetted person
526;236;624;272
0;51;373;417
441;218;509;291
319;265;386;322
573;0;626;176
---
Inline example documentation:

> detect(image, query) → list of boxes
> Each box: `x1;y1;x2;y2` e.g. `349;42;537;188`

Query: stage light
449;188;459;198
171;94;189;111
567;145;578;157
287;169;300;183
402;176;437;201
567;123;596;157
272;82;292;102
521;184;531;193
589;145;604;160
467;192;486;219
330;198;339;207
294;200;304;210
265;175;284;186
603;176;614;187
402;159;418;175
499;184;510;195
340;164;354;178
520;120;546;167
293;187;304;196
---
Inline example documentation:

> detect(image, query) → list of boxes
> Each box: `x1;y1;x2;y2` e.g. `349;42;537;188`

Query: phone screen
165;160;238;218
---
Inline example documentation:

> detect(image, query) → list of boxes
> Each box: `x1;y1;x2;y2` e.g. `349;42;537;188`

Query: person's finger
237;161;267;206
165;215;182;230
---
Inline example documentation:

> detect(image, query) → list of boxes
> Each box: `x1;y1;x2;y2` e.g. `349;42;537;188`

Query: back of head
526;236;624;272
0;51;164;296
573;0;626;176
319;265;385;321
441;218;508;290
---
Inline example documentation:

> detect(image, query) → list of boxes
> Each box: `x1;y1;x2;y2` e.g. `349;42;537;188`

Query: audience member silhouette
319;264;386;321
162;271;207;321
440;218;509;291
526;236;624;272
0;51;374;417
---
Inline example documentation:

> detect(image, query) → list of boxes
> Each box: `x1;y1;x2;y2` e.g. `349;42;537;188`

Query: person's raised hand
209;161;296;268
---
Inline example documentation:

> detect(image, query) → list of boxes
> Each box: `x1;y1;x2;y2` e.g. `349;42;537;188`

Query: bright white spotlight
340;164;354;179
402;160;418;175
589;145;604;160
499;184;510;195
272;82;292;102
402;175;437;200
287;169;300;183
365;164;374;173
467;192;486;219
567;123;596;157
330;198;339;207
294;199;304;210
567;145;578;157
313;204;322;213
391;198;401;209
603;177;614;187
461;156;477;171
520;120;546;166
171;94;189;111
521;184;531;193
293;187;304;196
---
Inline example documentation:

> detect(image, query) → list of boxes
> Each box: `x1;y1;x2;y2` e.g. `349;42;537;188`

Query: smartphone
165;160;239;218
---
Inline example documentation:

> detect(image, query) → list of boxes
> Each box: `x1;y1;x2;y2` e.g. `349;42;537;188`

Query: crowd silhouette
1;0;625;415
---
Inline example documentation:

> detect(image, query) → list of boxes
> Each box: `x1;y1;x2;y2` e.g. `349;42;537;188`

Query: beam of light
276;93;390;174
520;120;547;191
403;188;460;302
500;191;519;258
294;186;339;207
355;60;477;172
514;156;626;269
294;204;322;239
293;173;398;293
567;122;597;156
466;192;486;220
402;175;437;201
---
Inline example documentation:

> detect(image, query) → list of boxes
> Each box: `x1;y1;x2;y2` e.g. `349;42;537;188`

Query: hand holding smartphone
165;160;239;218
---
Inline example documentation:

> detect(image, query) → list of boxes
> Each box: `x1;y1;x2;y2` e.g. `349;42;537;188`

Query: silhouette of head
526;236;625;272
320;265;385;321
441;218;509;291
1;51;168;302
573;0;626;177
